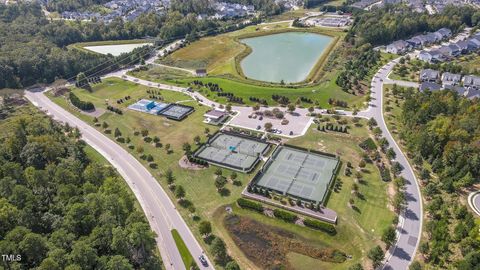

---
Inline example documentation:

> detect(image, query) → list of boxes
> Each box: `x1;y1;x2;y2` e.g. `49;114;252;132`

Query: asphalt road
359;58;423;270
25;90;214;270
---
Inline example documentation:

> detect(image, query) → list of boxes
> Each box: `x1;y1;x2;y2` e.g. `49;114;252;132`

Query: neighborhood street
25;90;214;270
359;57;423;270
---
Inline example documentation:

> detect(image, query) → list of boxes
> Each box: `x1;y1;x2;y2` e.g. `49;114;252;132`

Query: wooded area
0;105;161;269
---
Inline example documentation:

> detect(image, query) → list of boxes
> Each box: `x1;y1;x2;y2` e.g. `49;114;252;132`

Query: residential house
441;72;462;87
426;33;439;43
420;82;442;92
447;44;461;56
467;38;480;51
464;88;480;99
436;28;452;40
418;50;443;62
420;69;440;82
462;75;480;89
386;40;410;54
195;69;207;77
406;37;422;48
445;84;467;96
438;45;454;57
455;40;469;53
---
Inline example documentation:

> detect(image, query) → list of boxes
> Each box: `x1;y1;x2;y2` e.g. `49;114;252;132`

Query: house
438;45;453;57
420;82;442;92
195;69;207;77
203;109;229;125
464;88;480;99
445;84;466;96
467;38;480;51
455;40;469;53
448;44;461;56
462;75;480;89
441;72;462;87
418;50;443;62
435;28;452;40
425;33;439;43
420;69;440;82
406;37;422;48
386;40;410;54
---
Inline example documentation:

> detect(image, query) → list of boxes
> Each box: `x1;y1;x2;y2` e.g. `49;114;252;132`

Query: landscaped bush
303;218;337;235
237;198;263;212
359;138;377;151
69;92;94;111
273;209;297;223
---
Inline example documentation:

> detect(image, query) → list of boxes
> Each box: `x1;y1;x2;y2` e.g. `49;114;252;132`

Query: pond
84;43;152;56
240;32;332;83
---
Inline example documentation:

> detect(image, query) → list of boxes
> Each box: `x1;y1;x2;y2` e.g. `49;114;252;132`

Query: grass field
130;65;193;82
172;229;195;269
48;78;393;270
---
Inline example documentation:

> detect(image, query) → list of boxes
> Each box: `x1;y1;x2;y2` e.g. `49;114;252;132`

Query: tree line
0;105;160;269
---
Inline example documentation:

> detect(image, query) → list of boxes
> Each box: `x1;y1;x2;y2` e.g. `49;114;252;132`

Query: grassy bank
172;229;195;269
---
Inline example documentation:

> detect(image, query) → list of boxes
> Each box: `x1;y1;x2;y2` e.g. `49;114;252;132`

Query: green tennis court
194;132;269;172
255;146;339;204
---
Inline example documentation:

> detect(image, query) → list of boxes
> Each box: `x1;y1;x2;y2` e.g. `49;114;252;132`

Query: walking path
468;191;480;217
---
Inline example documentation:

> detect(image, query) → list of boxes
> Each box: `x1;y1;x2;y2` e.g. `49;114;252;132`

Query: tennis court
254;146;339;204
159;104;194;120
194;132;269;172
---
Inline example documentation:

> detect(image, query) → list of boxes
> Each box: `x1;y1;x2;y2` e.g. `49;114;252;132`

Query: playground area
194;132;270;172
253;146;339;204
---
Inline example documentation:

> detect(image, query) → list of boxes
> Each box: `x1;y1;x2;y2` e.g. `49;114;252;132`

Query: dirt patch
223;215;346;270
178;155;206;170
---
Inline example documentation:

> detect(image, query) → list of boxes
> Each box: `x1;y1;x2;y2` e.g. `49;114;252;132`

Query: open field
47;78;393;269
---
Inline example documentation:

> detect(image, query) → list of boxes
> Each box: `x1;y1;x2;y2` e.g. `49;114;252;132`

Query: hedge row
303;218;337;235
69;92;94;111
273;209;297;223
237;198;263;212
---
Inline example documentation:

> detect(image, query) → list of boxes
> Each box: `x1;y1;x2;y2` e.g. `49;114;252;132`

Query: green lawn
48;78;393;270
171;229;194;269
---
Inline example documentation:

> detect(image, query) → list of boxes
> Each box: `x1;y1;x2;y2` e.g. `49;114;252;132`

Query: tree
19;232;49;267
106;255;133;270
409;261;421;270
182;142;191;154
225;104;232;112
386;148;396;160
308;106;315;114
230;172;237;180
193;135;201;144
382;226;397;248
348;263;364;270
287;103;296;113
367;245;385;268
368;117;377;129
102;122;109;129
264;122;273;131
198;221;212;236
252;104;260;111
175;185;185;199
211;237;228;265
76;72;90;90
204;127;210;134
165;143;171;153
225;261;240;270
215;176;227;191
165;169;174;184
114;128;122;138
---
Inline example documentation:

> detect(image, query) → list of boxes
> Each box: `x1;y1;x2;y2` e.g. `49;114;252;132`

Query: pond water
240;32;332;83
84;43;152;56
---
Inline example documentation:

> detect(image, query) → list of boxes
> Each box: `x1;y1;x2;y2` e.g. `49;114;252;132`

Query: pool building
128;99;194;120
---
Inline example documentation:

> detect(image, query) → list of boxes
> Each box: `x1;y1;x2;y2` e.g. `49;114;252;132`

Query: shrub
69;92;94;111
237;198;263;212
273;209;297;223
303;218;337;235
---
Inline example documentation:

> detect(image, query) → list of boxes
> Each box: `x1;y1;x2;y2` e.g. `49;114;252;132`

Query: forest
397;88;480;268
349;5;480;45
0;105;161;269
0;3;223;89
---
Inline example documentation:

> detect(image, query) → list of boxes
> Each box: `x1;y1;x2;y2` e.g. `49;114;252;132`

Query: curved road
25;90;214;270
359;58;423;270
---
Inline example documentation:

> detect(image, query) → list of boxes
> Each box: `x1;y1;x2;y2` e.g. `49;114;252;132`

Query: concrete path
468;191;480;217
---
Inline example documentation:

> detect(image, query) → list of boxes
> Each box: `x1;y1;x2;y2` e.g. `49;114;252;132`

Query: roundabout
468;191;480;217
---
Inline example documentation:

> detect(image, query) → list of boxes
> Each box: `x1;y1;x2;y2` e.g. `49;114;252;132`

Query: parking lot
227;107;313;137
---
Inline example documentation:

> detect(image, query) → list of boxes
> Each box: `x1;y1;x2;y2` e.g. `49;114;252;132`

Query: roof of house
465;88;480;99
442;72;462;82
463;75;480;86
436;28;452;36
420;69;439;79
420;82;442;92
444;84;466;96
